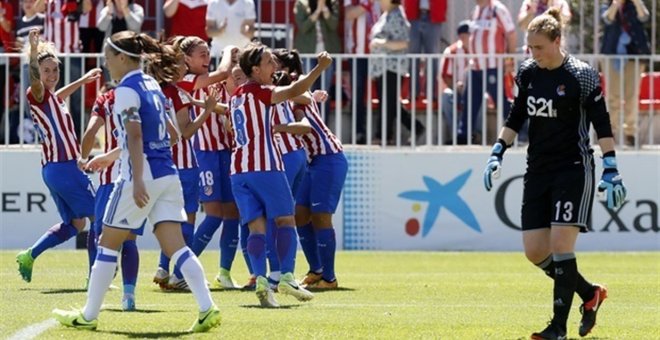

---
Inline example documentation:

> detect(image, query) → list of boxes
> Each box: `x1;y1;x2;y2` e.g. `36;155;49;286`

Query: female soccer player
482;8;624;339
81;84;145;311
230;44;331;307
176;37;241;288
53;31;221;333
273;49;347;289
16;29;101;284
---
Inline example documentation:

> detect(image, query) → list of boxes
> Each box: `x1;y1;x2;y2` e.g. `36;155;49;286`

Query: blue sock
31;223;78;259
191;216;222;256
87;227;97;276
297;223;322;273
276;227;297;274
266;220;280;273
121;240;139;287
219;219;239;271
246;234;266;277
317;228;336;282
240;224;253;275
172;222;195;279
158;251;170;272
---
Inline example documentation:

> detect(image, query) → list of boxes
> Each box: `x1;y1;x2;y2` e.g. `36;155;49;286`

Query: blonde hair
29;40;59;64
527;7;563;42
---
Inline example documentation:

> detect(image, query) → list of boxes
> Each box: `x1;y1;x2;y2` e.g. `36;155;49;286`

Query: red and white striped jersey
440;39;469;84
45;0;80;53
162;84;197;170
343;0;379;54
177;74;231;151
294;95;343;160
90;90;119;185
229;81;284;174
27;87;80;165
78;0;102;28
272;100;304;155
469;0;515;70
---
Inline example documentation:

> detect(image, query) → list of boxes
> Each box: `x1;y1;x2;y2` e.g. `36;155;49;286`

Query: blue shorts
178;167;200;214
95;183;145;236
231;171;294;225
197;150;234;203
282;149;307;197
42;160;95;224
296;152;348;214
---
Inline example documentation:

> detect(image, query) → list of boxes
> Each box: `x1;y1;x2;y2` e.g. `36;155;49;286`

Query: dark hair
239;43;267;77
144;44;185;85
273;70;293;86
271;48;303;77
107;31;161;62
391;0;401;4
307;0;334;14
527;7;563;41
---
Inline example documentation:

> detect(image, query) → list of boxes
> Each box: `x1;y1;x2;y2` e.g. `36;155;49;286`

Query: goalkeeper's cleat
278;273;314;302
122;294;136;311
300;271;323;287
579;284;608;337
153;267;170;290
16;249;35;283
52;309;98;330
168;275;190;291
189;305;221;333
531;321;567;340
255;276;279;308
306;278;338;290
214;268;239;289
242;276;257;290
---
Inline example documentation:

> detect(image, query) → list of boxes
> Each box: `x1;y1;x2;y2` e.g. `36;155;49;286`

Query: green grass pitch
1;251;659;339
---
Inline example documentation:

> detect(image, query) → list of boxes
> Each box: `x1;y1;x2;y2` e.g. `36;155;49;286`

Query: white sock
83;247;119;321
269;271;281;282
172;247;213;312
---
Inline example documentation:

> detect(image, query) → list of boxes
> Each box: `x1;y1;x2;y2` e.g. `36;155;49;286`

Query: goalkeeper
481;7;626;340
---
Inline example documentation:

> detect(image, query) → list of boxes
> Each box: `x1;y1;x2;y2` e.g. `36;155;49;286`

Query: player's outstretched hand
312;90;328;103
81;68;102;84
597;155;627;210
85;154;113;172
317;51;332;70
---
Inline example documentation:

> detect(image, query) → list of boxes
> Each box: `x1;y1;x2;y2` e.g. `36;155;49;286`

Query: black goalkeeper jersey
505;55;613;173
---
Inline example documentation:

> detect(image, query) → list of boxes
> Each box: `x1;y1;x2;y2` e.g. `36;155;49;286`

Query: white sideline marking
7;319;57;340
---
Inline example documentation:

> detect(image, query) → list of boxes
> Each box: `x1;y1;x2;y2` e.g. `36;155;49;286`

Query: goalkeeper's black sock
536;255;595;302
551;253;578;328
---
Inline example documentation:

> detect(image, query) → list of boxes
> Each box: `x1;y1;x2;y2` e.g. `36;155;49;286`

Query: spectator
600;0;651;146
15;0;45;49
458;0;517;144
343;0;379;144
206;0;256;57
294;0;340;118
440;20;470;144
79;0;104;53
404;0;447;100
518;0;571;50
0;0;14;142
97;0;144;38
163;0;208;41
370;0;424;145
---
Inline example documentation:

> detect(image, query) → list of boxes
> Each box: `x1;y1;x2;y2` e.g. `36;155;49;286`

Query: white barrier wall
1;148;659;251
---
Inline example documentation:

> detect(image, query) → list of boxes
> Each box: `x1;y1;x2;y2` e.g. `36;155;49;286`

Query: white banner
1;148;659;251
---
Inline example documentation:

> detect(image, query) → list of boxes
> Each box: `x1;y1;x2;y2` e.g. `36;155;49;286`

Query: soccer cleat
122;294;136;311
255;276;279;308
214;268;239;289
52;309;98;330
306;278;338;290
278;272;314;302
579;284;608;337
189;305;222;333
300;271;323;287
16;249;35;283
153;267;170;290
531;322;567;340
242;276;257;290
267;277;279;292
168;275;190;291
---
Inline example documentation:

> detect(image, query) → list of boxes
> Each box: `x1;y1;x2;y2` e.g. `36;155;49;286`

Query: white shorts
103;175;186;230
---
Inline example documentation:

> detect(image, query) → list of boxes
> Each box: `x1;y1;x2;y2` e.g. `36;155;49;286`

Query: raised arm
56;68;102;100
193;46;237;90
28;29;44;102
163;0;180;18
271;52;332;104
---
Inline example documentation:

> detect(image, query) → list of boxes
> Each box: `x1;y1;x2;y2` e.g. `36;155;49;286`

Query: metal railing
2;52;658;150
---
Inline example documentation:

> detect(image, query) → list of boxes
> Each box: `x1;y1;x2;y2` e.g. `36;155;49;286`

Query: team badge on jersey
556;85;566;96
204;185;213;196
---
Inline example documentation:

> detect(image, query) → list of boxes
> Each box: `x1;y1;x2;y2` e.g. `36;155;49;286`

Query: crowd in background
0;0;655;146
